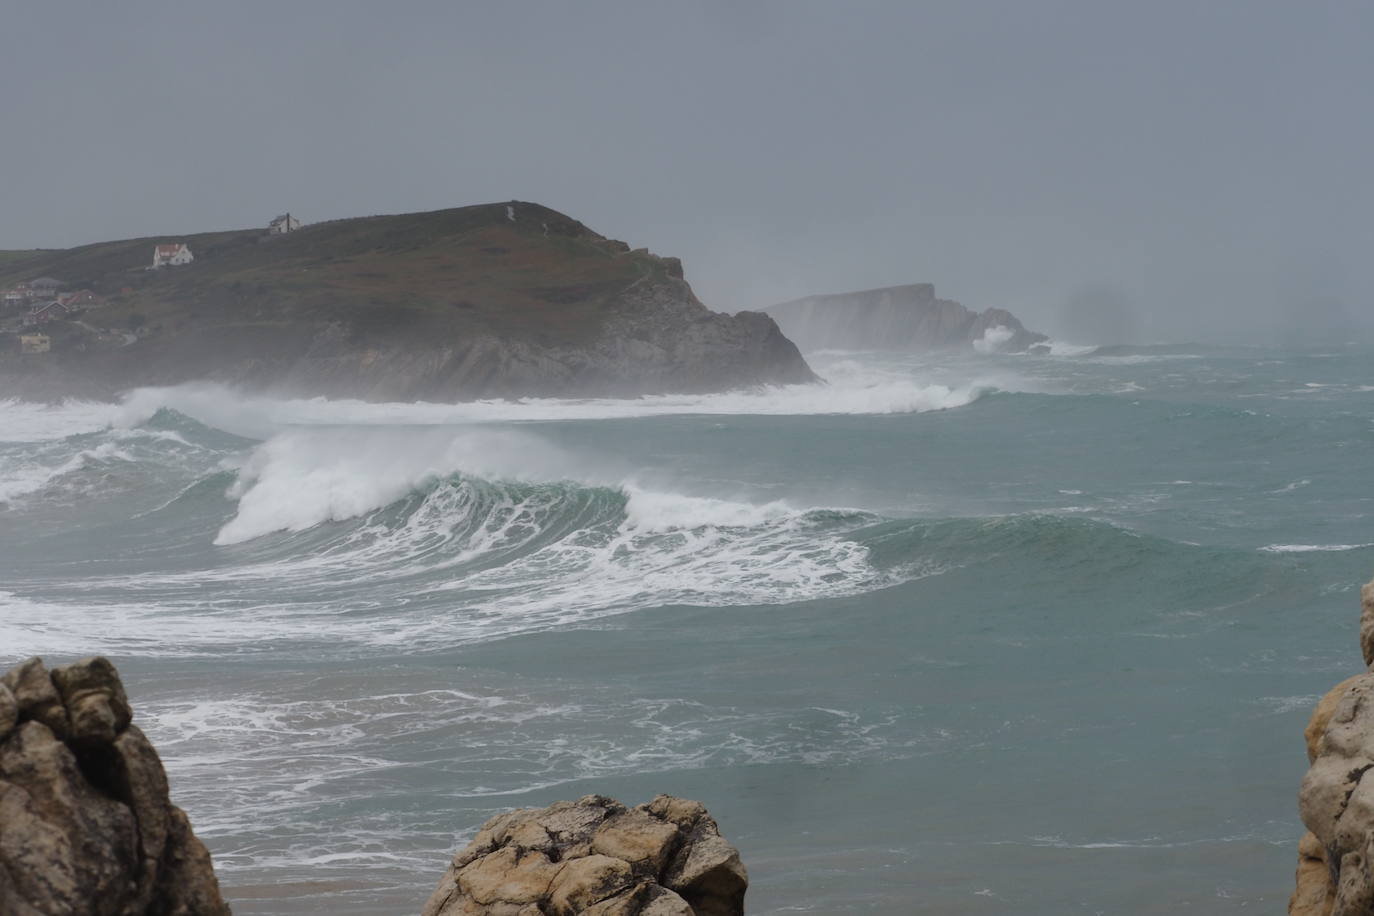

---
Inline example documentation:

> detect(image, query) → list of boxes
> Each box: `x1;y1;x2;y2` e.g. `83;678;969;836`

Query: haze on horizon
2;0;1370;346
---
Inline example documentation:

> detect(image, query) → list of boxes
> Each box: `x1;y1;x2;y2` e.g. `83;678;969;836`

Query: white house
268;213;302;234
151;243;194;268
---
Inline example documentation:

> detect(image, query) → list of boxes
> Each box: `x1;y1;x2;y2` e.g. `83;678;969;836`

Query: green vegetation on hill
0;203;671;348
0;250;47;267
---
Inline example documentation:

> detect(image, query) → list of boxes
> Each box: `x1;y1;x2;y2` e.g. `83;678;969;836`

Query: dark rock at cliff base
422;794;747;916
0;656;230;916
0;202;815;401
764;283;1047;353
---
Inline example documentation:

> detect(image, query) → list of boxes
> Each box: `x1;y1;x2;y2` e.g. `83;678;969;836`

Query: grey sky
3;1;1371;343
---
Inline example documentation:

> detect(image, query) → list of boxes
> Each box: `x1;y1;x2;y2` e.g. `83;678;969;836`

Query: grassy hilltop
0;203;814;399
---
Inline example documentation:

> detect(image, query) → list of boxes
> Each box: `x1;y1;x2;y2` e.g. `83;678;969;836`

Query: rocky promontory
764;283;1046;353
1292;576;1374;914
0;656;230;915
0;203;815;401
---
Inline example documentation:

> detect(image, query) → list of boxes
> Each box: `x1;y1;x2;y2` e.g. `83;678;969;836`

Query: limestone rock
423;794;746;916
0;656;229;915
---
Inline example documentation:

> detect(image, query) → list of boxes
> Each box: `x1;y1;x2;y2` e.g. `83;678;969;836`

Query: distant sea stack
765;283;1047;353
0;202;815;401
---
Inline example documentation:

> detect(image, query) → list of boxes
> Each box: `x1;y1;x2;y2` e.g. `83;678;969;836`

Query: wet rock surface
422;794;746;916
0;656;230;916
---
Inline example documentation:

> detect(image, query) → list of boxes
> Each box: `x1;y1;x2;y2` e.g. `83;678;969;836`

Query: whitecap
1259;543;1374;553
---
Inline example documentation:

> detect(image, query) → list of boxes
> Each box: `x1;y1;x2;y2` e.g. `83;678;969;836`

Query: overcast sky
3;1;1371;343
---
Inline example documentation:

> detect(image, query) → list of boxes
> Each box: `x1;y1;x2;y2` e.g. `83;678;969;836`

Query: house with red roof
26;300;70;324
150;243;194;269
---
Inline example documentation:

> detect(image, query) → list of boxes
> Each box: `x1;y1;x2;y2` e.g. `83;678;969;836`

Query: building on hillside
2;285;27;304
268;213;302;234
27;300;69;324
57;289;104;308
151;243;194;268
29;277;63;294
20;333;50;354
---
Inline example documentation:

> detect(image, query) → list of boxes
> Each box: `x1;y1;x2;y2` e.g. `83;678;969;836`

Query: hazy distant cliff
0;202;815;400
765;283;1046;353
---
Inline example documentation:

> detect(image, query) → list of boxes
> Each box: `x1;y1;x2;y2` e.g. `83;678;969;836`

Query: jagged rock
1295;576;1374;916
0;656;230;916
2;656;71;739
1300;676;1374;912
422;794;746;916
50;655;133;748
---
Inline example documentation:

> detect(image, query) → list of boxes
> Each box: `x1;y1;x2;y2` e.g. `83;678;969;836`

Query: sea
2;343;1371;914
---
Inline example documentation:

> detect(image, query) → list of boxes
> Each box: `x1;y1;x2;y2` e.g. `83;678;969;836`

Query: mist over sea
2;344;1371;913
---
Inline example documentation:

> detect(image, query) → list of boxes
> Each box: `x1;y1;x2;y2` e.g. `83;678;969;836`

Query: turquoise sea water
2;344;1371;913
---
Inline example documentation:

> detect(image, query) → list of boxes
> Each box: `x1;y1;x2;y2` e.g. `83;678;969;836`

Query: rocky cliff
1292;576;1374;915
764;283;1046;353
0;656;230;915
0;203;815;401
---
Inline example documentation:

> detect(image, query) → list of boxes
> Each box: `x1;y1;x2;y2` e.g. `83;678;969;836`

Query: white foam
213;426;572;544
0;441;135;505
114;372;993;439
131;676;912;880
621;485;791;532
0;398;119;442
1041;339;1098;357
973;325;1015;354
1259;543;1374;553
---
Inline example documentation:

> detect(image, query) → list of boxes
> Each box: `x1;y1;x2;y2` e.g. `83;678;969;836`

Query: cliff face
764;283;1046;353
1292;576;1374;915
0;203;815;401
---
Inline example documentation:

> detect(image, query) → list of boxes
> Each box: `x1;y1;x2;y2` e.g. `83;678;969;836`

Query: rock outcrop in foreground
0;656;229;916
423;794;747;916
1293;577;1374;915
765;283;1047;353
